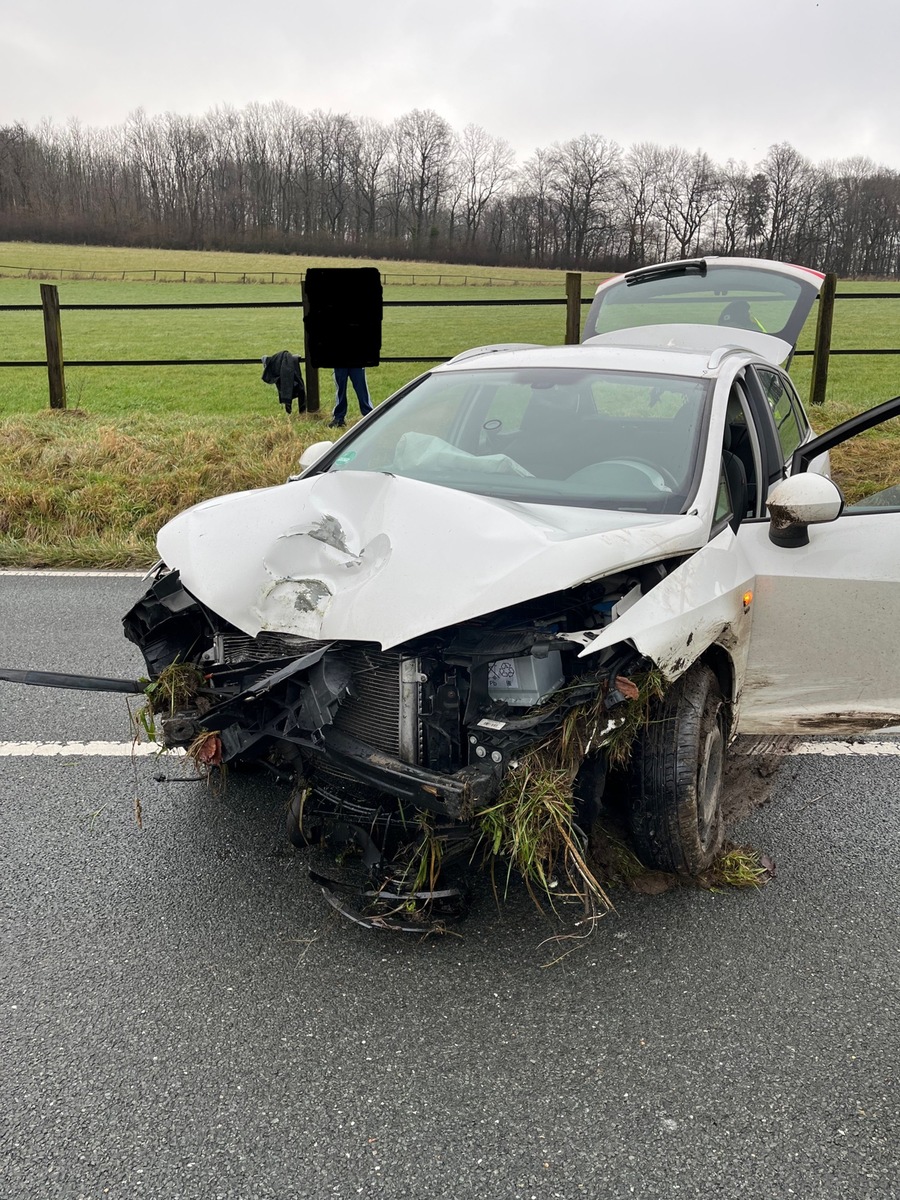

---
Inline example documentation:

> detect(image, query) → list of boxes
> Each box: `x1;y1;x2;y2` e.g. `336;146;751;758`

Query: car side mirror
297;441;334;472
767;474;844;547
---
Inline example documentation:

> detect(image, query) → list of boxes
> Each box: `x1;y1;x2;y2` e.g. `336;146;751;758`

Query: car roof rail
445;342;544;364
706;344;753;370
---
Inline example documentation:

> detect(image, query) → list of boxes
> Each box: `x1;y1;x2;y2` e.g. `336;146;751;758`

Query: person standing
329;367;373;428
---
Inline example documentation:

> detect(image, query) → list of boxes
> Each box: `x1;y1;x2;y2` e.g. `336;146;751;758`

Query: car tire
573;751;607;832
627;663;727;874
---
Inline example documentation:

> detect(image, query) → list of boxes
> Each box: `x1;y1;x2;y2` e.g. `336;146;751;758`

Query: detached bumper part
313;727;496;818
311;869;471;932
0;668;144;694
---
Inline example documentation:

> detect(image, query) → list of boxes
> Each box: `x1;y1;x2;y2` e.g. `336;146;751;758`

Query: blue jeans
332;368;373;421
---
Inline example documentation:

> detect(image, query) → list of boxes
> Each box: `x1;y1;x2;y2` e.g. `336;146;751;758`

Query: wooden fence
1;273;585;413
2;271;894;412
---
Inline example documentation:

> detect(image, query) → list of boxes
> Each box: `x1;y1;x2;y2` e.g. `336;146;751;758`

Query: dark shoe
328;419;345;429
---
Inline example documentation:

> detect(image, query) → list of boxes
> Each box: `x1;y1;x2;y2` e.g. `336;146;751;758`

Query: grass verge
0;408;338;567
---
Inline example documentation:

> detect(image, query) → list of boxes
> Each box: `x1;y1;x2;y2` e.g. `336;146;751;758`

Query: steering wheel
599;458;680;492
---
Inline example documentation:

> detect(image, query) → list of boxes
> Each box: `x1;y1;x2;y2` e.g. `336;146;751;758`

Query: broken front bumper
305;728;497;818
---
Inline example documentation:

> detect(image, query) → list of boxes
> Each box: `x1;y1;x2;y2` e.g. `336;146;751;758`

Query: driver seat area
722;423;749;532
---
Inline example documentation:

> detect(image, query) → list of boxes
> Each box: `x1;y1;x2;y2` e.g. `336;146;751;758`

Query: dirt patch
590;818;775;897
722;735;797;822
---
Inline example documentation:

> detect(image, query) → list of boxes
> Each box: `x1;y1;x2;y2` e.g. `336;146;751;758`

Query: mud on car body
6;257;900;929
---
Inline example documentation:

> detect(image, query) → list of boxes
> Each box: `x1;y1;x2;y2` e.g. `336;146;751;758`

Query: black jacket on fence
262;351;306;414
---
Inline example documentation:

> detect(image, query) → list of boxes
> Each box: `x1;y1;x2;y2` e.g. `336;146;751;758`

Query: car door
735;396;900;735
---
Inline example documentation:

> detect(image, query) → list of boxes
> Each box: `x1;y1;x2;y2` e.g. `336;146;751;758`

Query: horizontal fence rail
2;275;898;408
0;296;568;312
0;295;573;370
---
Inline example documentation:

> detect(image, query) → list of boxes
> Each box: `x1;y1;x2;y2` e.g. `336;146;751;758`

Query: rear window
583;263;816;346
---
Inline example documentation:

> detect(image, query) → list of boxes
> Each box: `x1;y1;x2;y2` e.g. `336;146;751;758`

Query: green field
0;242;605;416
1;242;899;567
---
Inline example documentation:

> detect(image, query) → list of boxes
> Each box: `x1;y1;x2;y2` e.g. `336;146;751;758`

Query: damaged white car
6;257;900;928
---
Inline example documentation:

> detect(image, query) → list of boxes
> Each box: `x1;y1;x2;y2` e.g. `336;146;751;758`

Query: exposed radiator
214;633;421;764
214;631;326;663
332;647;422;764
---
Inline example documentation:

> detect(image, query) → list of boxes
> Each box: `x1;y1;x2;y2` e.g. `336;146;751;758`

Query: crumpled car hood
157;471;706;649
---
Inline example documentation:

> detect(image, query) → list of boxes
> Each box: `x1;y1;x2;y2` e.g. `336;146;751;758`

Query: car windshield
326;366;711;512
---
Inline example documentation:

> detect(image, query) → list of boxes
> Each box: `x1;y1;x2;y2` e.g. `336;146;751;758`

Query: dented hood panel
157;471;706;649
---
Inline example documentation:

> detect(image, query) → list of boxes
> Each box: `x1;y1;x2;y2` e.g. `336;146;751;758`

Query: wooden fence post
300;280;320;413
40;283;67;410
565;272;582;344
809;271;837;406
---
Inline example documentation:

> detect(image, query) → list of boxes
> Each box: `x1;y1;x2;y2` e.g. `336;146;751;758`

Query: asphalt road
0;574;898;1200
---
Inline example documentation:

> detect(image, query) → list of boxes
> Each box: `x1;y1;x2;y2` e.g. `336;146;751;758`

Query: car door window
724;382;761;519
758;368;807;460
713;465;733;528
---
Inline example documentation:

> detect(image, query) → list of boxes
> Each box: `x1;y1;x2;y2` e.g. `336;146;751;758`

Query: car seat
722;424;749;532
510;393;585;478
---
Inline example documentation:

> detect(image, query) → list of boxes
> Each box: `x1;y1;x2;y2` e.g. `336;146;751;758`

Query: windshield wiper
625;259;708;287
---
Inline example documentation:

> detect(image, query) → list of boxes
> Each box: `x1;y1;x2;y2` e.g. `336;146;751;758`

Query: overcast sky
3;0;898;170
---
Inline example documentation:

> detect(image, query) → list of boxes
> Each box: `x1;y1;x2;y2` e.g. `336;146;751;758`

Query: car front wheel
627;663;727;874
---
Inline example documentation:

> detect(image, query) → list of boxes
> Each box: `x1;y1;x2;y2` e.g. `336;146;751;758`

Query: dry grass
830;429;900;504
478;765;599;900
0;409;338;566
475;685;619;919
602;669;667;768
393;815;447;900
472;671;669;918
708;846;774;889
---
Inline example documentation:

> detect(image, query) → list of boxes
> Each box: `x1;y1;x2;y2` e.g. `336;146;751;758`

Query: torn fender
565;527;755;687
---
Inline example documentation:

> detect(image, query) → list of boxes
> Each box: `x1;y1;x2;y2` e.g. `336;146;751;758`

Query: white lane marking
732;737;900;757
0;570;146;578
0;741;183;757
789;740;900;756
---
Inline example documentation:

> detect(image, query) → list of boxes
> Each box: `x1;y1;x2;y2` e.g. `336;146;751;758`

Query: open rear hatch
582;257;824;366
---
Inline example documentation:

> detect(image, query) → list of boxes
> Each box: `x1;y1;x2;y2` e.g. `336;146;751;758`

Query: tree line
2;103;899;276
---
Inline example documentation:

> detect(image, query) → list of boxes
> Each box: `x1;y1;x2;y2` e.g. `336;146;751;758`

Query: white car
11;258;898;928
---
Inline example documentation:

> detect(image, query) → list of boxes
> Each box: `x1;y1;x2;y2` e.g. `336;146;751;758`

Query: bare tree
455;124;516;247
514;148;557;264
713;160;751;254
0;124;33;213
351;117;391;240
659;148;720;258
392;109;455;250
761;142;812;260
309;110;360;238
548;133;621;263
7;104;900;276
618;142;667;265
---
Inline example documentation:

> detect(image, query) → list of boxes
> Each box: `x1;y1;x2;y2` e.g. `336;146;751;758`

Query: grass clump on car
134;661;206;742
474;668;685;915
